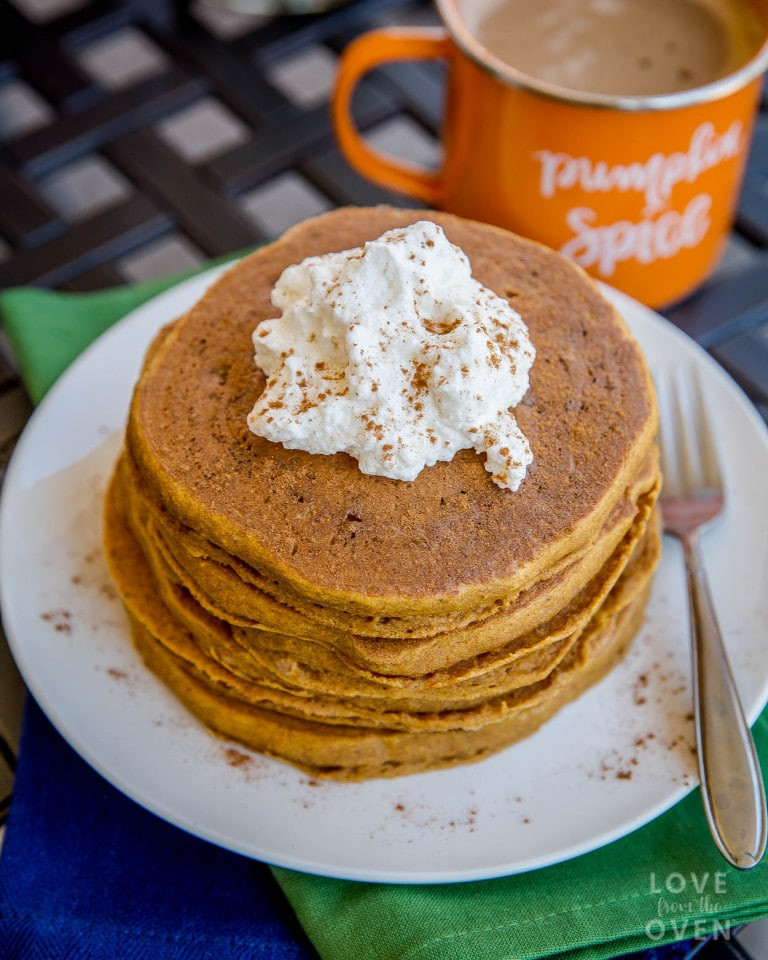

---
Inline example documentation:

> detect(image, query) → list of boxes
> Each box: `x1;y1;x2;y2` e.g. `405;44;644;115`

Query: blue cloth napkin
0;697;318;960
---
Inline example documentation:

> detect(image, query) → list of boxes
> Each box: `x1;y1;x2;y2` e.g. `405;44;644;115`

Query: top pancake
127;207;657;617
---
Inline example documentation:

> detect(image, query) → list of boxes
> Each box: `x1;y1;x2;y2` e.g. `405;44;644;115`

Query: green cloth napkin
0;256;239;405
2;268;768;960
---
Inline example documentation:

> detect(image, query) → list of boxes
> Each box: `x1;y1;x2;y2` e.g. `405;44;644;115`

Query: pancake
125;207;657;618
113;446;659;678
104;469;659;774
106;461;658;712
120;557;657;779
104;206;661;779
119;443;659;644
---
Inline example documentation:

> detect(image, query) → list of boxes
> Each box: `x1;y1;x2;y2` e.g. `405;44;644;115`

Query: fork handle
684;533;767;869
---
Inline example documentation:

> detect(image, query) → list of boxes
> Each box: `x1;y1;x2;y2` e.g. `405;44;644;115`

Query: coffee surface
470;0;765;96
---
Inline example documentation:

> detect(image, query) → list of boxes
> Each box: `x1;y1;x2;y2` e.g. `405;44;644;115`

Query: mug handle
332;28;452;206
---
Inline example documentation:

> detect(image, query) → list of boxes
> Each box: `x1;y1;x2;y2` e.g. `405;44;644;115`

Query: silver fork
658;369;766;869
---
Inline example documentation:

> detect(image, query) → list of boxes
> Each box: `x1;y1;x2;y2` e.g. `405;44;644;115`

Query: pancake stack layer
104;207;661;780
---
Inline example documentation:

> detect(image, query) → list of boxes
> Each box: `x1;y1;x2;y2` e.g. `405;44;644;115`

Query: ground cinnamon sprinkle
225;748;251;768
40;609;72;633
409;359;431;395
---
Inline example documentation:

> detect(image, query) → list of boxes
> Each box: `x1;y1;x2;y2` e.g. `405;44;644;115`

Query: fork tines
655;367;723;501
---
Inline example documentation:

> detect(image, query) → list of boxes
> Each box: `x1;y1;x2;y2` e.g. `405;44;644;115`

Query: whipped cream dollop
247;221;535;490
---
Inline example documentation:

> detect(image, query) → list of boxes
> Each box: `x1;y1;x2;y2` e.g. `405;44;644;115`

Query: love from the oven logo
533;120;743;277
644;870;732;943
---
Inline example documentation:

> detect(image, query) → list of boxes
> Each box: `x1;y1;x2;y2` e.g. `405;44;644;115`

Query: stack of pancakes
104;207;661;781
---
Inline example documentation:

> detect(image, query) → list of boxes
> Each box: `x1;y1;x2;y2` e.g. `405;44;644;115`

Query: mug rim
437;0;768;111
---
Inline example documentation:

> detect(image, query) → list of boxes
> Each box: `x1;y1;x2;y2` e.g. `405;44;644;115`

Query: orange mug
332;0;768;307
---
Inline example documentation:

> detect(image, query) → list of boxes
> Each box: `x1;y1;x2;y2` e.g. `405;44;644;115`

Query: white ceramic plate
2;267;768;884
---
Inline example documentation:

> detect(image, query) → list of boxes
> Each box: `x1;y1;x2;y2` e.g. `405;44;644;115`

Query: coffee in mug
333;0;768;307
472;0;764;96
